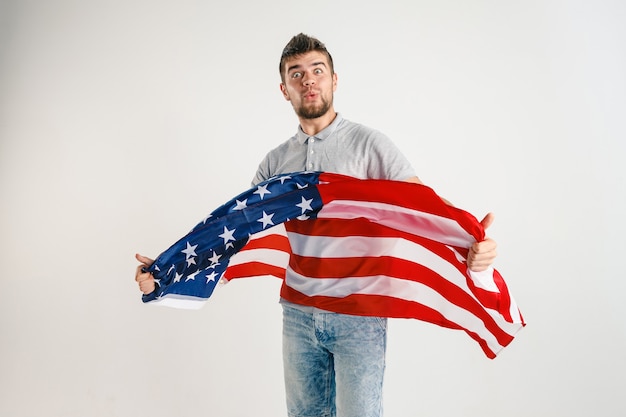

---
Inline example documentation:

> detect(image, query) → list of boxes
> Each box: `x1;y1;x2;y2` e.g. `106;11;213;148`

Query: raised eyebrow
287;61;327;74
286;64;302;74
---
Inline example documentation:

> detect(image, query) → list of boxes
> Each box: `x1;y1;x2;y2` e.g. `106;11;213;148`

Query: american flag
143;171;524;358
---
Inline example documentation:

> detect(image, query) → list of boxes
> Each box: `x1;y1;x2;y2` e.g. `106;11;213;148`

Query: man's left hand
467;213;498;272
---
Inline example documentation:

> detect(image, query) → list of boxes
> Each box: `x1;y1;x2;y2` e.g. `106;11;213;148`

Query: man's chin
297;104;329;120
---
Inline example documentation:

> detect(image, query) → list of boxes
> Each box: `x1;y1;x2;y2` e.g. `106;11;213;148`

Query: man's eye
314;68;323;74
292;72;302;78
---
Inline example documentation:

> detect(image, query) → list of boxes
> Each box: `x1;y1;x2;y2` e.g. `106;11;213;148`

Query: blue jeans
282;304;387;417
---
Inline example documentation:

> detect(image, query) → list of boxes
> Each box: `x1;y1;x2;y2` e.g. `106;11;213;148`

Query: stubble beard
296;96;332;120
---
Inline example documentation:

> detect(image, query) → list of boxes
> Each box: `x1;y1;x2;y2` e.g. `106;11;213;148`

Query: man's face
280;51;338;120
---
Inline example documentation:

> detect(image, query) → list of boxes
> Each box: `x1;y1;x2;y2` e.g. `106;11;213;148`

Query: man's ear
280;83;290;101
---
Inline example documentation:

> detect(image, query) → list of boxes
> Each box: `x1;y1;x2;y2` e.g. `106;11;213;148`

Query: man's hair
279;33;334;83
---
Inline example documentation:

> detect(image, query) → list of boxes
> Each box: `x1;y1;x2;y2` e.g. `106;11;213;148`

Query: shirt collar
295;113;344;144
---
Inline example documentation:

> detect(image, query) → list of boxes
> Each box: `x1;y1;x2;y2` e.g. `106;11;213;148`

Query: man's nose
303;76;315;87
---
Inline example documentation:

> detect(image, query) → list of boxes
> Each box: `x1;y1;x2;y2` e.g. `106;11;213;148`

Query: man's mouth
304;91;318;100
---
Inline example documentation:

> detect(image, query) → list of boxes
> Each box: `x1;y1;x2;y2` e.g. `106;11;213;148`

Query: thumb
135;253;154;266
480;212;495;231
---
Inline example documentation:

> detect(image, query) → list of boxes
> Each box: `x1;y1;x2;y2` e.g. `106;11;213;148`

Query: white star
296;196;313;214
253;184;271;199
278;175;292;184
186;257;196;267
208;251;221;267
181;242;198;259
174;272;183;283
167;265;176;275
297;214;311;220
296;183;309;189
202;214;213;224
234;199;248;210
257;211;275;229
185;270;199;282
219;226;236;243
205;271;219;283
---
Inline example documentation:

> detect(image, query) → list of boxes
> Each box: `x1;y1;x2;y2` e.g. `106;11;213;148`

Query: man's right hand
135;253;156;294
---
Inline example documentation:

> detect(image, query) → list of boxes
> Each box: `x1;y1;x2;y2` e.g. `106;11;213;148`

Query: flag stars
254;184;271;200
296;196;313;214
234;199;248;211
185;271;199;282
258;211;275;229
174;272;183;283
181;242;198;259
205;271;219;283
219;226;236;244
186;257;197;267
278;175;292;184
208;251;221;268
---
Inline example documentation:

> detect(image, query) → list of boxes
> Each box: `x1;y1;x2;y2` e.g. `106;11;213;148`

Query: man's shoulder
259;134;304;166
269;133;301;152
336;118;387;140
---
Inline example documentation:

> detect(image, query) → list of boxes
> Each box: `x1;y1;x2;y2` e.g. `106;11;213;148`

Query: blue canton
143;172;323;303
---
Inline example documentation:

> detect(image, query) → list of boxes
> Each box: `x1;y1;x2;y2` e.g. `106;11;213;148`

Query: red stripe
484;269;513;322
239;233;291;252
316;179;485;241
224;262;286;279
288;217;414;238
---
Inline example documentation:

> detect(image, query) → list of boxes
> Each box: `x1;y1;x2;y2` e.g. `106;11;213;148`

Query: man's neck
299;110;337;136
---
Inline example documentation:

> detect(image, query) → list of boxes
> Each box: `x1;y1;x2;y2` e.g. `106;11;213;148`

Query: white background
1;1;625;416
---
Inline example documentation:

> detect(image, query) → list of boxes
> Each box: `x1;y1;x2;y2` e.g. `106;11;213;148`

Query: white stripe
250;224;286;239
318;200;476;247
289;232;414;258
507;295;523;323
149;294;207;309
467;267;500;292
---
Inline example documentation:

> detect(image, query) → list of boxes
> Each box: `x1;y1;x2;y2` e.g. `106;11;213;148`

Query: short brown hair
279;33;334;83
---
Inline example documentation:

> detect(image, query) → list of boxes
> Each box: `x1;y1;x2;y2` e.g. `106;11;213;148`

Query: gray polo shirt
252;113;416;185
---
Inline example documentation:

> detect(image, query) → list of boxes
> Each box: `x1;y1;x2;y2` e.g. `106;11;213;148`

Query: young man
136;33;497;417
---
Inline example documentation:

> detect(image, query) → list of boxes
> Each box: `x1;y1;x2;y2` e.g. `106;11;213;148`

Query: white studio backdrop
1;1;625;416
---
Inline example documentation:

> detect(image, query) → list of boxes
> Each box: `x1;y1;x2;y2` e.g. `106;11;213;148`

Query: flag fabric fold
143;171;524;358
